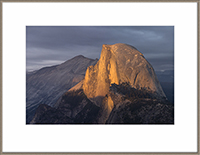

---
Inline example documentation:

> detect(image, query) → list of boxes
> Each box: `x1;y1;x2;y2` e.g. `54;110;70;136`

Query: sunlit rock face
83;43;166;106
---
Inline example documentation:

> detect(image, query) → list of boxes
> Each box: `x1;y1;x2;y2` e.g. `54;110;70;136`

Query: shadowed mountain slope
26;55;98;123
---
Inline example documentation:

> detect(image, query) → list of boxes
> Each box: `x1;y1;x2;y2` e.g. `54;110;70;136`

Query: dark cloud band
26;26;174;72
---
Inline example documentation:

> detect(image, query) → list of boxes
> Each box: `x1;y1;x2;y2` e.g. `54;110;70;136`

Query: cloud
26;26;174;71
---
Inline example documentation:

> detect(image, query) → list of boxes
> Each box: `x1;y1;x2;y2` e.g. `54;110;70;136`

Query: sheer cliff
83;43;165;106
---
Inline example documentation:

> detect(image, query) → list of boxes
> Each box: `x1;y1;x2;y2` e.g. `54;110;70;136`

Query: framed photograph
1;1;199;154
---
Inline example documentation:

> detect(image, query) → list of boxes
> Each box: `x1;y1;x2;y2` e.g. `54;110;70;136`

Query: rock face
30;43;173;124
26;55;98;123
83;43;165;106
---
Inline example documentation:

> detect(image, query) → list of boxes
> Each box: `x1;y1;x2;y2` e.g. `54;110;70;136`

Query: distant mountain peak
26;55;98;123
74;55;85;58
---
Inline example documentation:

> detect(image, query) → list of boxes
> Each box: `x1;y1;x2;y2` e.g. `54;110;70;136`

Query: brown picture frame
0;0;199;155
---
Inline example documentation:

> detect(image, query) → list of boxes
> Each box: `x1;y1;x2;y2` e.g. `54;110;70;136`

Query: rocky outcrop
83;43;165;106
102;83;173;124
26;55;98;123
80;43;167;123
106;98;174;124
31;89;100;124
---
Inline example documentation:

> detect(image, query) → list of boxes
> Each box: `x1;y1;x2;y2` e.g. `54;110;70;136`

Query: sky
26;26;174;72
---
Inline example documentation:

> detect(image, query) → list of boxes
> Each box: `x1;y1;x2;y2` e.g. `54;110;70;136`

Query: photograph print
26;26;174;124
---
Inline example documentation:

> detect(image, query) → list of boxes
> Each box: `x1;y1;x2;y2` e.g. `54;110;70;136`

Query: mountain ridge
29;43;173;124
